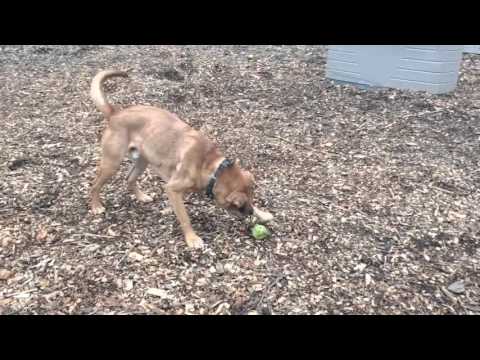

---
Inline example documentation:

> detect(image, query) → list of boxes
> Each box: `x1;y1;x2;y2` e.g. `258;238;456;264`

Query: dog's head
215;160;255;218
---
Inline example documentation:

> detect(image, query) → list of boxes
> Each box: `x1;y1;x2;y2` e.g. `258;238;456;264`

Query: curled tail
90;70;128;117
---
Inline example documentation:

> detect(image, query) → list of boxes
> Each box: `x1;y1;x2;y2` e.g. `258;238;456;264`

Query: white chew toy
253;206;274;223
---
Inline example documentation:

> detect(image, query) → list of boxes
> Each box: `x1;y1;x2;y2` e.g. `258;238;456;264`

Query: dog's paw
185;234;204;249
136;192;153;203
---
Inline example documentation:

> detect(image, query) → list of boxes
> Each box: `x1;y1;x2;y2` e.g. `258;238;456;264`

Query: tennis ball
251;224;271;240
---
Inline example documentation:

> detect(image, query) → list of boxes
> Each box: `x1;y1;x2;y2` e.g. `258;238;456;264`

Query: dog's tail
90;70;128;118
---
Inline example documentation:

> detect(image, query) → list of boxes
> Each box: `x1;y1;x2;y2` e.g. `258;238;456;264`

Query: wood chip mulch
0;45;479;314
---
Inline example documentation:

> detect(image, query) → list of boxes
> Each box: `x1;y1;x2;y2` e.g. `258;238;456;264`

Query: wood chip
0;269;13;281
146;288;169;299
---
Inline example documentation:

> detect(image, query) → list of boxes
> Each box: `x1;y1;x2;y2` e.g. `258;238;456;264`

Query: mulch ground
0;45;479;314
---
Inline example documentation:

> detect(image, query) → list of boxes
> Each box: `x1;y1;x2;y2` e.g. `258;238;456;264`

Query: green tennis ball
251;224;271;240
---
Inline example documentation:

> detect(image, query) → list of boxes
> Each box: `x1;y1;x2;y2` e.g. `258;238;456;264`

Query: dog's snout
241;205;254;216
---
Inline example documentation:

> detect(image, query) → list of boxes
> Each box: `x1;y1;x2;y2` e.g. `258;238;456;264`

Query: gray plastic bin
464;46;480;54
326;45;463;94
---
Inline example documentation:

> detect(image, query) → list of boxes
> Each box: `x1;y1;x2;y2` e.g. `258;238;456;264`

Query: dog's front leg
165;182;204;249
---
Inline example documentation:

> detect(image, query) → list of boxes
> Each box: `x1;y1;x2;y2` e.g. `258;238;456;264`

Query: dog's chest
151;162;176;182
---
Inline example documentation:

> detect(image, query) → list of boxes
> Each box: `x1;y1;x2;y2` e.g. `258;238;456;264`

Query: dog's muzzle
239;204;254;216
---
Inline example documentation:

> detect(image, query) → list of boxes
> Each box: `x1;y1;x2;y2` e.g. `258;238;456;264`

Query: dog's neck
200;142;226;190
206;156;227;177
205;157;235;199
203;142;224;172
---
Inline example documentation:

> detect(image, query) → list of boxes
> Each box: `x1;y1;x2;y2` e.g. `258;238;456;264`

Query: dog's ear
226;192;238;207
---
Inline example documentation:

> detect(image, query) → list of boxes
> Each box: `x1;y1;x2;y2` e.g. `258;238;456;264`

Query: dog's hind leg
90;129;128;214
127;155;153;203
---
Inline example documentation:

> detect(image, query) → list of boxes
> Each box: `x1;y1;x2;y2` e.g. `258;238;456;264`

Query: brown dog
89;70;272;248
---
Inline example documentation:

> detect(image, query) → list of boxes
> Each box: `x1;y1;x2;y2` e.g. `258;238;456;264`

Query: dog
89;70;272;248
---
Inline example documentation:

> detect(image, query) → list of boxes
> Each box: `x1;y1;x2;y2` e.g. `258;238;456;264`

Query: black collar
206;158;234;199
